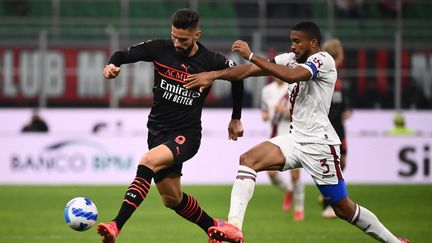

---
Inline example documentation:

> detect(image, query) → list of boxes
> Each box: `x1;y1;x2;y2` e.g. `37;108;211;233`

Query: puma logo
181;64;190;72
176;146;181;156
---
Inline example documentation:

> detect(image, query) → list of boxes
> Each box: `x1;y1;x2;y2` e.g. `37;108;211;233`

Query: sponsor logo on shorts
322;173;335;179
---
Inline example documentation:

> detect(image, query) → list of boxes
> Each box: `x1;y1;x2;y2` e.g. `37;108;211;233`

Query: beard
296;50;309;63
175;44;194;57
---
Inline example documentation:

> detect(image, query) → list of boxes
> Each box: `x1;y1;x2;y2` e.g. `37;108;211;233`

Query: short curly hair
292;21;322;45
171;8;200;30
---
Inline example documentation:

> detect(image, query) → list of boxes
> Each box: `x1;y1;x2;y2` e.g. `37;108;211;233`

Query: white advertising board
0;109;431;184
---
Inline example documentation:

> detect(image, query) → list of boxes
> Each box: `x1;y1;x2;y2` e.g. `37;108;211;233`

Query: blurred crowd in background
0;0;431;110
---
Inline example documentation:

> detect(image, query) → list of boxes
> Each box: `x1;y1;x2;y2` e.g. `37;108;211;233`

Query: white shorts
269;134;343;185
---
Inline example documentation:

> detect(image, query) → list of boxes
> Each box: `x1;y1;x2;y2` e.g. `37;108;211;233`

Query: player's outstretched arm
232;40;311;83
184;63;266;90
104;43;150;79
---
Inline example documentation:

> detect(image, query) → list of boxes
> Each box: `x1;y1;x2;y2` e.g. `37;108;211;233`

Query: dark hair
292;21;322;45
171;8;200;29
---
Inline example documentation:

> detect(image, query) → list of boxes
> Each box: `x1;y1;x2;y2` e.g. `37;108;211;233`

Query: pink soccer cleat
208;219;244;243
208;238;222;243
282;191;293;212
294;210;304;221
208;220;224;243
97;221;120;243
398;237;410;243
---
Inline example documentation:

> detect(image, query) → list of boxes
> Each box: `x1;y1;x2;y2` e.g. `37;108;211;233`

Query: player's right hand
103;64;120;79
232;40;252;61
184;72;215;92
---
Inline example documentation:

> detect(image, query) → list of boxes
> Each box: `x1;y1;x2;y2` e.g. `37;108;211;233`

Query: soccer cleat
208;219;244;243
322;206;337;219
208;238;222;243
282;191;293;212
398;237;410;243
97;221;120;243
294;210;304;221
208;219;224;243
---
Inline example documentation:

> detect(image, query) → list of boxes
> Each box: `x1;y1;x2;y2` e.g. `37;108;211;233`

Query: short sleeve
212;53;236;70
299;52;333;81
274;52;297;66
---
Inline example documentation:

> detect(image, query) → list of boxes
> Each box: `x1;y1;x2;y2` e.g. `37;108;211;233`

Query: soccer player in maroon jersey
97;9;244;243
185;21;409;243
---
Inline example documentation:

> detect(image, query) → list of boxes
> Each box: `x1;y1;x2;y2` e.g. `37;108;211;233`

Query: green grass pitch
0;184;430;242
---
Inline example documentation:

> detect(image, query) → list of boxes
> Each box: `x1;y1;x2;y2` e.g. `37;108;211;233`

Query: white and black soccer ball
64;197;98;231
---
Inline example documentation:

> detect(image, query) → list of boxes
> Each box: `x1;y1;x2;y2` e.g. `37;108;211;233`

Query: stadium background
0;0;431;242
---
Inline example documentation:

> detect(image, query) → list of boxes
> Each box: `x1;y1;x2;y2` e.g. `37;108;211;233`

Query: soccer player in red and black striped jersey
97;8;244;243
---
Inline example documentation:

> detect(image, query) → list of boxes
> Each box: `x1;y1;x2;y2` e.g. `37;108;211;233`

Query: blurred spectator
378;0;407;18
335;0;364;18
386;114;415;136
21;110;49;133
267;2;311;19
4;0;30;16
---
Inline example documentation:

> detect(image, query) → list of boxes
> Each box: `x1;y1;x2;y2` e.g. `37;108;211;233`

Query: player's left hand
228;119;244;141
184;72;214;92
232;40;252;61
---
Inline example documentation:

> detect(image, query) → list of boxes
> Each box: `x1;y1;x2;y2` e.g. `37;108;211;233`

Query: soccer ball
64;197;98;231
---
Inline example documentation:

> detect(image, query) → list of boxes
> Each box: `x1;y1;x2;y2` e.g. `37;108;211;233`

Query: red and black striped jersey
108;39;243;135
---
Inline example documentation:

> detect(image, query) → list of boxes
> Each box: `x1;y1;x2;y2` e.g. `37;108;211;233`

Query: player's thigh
269;134;303;171
240;141;286;172
140;144;174;172
316;179;348;206
146;132;200;173
299;144;343;185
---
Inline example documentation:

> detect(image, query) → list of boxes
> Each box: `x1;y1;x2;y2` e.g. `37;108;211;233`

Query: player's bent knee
239;153;258;169
139;153;159;171
161;194;182;208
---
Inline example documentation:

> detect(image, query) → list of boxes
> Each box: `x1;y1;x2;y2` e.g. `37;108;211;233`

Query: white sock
349;204;399;243
228;165;257;229
270;172;293;192
293;181;305;212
